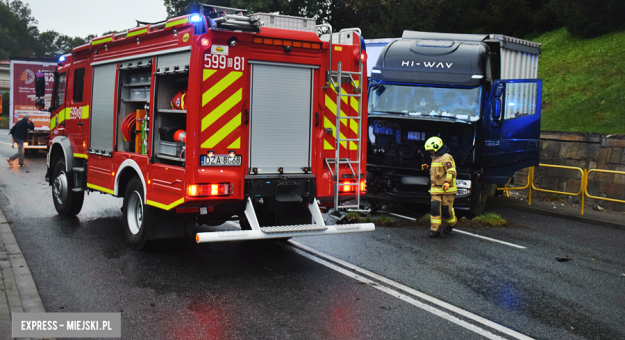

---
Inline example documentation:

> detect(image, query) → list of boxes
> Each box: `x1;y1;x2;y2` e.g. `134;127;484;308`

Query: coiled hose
122;113;136;142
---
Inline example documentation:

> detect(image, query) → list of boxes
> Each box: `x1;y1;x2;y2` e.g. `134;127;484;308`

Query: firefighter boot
429;229;441;238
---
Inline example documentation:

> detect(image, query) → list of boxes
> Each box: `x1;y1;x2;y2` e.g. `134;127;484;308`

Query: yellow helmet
424;136;443;152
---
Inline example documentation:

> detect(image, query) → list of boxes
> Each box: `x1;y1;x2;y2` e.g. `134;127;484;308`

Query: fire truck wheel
52;160;84;216
123;178;151;250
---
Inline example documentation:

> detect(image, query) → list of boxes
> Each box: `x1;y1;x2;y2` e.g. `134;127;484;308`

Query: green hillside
535;28;625;134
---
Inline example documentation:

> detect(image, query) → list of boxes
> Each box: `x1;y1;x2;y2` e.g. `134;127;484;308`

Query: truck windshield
368;84;482;121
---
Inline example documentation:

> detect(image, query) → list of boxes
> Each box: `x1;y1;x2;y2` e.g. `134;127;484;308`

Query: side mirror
35;73;46;97
35;98;46;110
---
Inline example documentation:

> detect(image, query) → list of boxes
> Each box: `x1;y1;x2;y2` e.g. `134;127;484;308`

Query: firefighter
424;136;457;238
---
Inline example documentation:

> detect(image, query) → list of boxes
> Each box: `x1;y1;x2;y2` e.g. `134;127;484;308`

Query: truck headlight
456;180;471;188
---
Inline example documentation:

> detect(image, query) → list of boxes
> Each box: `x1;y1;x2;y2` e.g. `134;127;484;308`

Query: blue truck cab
365;32;542;215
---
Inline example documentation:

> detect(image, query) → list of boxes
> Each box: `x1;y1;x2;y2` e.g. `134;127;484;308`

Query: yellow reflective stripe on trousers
430;188;457;194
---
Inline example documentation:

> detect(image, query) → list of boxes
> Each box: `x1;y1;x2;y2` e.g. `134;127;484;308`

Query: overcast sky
26;0;168;38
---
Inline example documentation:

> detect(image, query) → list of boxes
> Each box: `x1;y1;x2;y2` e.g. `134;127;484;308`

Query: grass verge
472;213;508;227
534;28;625;134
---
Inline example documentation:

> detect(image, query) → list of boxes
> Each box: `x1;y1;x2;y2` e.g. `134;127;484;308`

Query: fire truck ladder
325;28;366;212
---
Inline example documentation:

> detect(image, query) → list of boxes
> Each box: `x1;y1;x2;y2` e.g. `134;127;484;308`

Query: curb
0;206;47;339
490;198;625;231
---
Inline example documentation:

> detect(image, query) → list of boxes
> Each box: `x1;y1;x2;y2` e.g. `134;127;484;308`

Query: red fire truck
35;5;374;249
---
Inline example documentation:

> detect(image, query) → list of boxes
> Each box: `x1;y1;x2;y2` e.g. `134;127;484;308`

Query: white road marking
282;243;509;340
285;240;535;340
388;212;417;221
387;212;526;249
453;229;527;249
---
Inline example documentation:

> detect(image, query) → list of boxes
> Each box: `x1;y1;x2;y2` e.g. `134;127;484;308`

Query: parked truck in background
9;58;57;149
364;32;542;215
35;5;374;249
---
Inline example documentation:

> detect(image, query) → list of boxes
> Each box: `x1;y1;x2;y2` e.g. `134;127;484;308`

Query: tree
0;0;39;58
549;0;625;38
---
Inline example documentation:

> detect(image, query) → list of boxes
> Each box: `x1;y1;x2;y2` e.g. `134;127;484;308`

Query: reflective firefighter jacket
429;153;457;194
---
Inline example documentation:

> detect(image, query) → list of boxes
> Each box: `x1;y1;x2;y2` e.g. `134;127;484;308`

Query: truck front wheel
470;182;489;216
123;178;151;250
51;160;84;216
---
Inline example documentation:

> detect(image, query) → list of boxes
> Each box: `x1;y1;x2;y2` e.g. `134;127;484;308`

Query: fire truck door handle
315;112;319;127
244;109;249;125
77;122;83;126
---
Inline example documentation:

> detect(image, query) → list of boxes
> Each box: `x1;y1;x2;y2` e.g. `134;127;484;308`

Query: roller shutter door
249;63;313;174
90;63;117;154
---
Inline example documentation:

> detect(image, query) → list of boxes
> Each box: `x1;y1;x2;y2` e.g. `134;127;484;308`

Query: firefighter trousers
430;194;457;232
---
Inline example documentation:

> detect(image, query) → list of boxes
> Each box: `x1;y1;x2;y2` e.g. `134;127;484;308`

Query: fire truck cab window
54;73;66;109
73;68;85;103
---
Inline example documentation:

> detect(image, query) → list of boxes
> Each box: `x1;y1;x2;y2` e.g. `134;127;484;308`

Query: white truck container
9;58;57;149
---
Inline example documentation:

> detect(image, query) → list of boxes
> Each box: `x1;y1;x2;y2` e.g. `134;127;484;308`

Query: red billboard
10;60;57;130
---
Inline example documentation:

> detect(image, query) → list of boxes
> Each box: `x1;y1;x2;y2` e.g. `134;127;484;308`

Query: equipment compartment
117;62;153;153
153;72;188;165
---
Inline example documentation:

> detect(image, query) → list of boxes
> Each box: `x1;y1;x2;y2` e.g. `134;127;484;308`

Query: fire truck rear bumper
195;197;375;243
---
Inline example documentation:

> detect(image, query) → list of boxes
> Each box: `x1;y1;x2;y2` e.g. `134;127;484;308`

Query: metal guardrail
585;169;625;207
531;164;586;215
498;164;592;215
497;166;533;198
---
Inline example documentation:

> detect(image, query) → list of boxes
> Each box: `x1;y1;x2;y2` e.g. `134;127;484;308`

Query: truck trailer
9;58;57;149
36;4;374;249
365;32;542;215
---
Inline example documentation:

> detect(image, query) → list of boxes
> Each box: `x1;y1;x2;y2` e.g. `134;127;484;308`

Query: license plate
200;154;242;166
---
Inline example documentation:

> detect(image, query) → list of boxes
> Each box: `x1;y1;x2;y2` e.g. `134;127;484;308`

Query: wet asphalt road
1;131;624;340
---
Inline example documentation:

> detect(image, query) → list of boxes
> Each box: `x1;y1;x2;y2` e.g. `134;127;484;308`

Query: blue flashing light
59;55;66;62
190;14;202;23
508;103;515;106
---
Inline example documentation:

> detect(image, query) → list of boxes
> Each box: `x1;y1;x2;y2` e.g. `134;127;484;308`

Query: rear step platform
195;198;375;243
261;224;328;233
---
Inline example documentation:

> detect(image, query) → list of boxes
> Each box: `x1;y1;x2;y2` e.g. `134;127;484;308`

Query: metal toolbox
255;13;316;33
159;141;185;157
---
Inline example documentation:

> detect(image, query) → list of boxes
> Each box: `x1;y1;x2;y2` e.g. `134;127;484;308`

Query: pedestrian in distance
422;136;457;238
7;115;35;167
